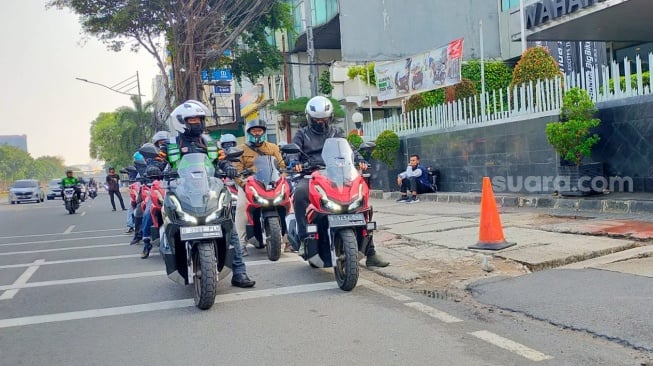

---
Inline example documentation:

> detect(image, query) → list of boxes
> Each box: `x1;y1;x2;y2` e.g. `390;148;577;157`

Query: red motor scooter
241;155;292;261
282;138;377;291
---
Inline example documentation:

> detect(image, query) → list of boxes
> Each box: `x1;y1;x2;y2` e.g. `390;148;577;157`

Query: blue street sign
201;68;232;82
214;85;231;94
212;69;232;81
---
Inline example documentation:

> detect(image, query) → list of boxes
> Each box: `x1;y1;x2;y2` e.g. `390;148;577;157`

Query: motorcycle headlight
248;186;271;206
170;195;198;225
315;185;343;213
206;193;228;223
272;192;285;205
348;183;364;211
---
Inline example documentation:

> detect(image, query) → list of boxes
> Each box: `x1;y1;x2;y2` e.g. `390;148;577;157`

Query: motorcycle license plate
180;225;223;240
327;213;366;228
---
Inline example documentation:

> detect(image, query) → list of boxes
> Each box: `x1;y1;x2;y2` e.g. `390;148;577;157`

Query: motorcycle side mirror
357;141;376;152
280;143;301;155
225;147;244;160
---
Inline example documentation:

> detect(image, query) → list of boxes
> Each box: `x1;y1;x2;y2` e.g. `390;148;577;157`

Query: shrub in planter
371;130;400;168
510;46;562;90
545;88;600;166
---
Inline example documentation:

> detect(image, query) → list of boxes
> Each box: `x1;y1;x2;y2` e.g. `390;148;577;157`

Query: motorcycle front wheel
193;242;217;310
265;216;282;261
333;229;359;291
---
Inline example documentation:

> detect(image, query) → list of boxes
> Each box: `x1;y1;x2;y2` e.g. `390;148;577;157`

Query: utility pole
520;0;527;53
304;0;318;97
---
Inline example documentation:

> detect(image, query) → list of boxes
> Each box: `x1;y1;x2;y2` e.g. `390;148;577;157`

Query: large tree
89;97;153;169
47;0;290;113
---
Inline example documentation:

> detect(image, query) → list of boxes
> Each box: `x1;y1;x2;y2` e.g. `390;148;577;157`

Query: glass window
501;0;521;12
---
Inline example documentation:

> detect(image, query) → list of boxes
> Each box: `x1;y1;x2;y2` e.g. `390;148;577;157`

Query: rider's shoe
231;273;255;288
365;254;390;268
141;239;152;259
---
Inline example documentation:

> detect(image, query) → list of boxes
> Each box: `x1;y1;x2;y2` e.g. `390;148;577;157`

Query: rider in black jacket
289;96;389;268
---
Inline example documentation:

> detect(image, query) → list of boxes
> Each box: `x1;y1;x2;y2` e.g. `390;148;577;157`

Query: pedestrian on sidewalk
396;154;432;203
105;167;127;211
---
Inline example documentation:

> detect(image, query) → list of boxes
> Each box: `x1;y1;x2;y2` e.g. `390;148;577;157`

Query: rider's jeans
231;229;246;275
234;187;249;248
126;206;134;229
141;200;153;240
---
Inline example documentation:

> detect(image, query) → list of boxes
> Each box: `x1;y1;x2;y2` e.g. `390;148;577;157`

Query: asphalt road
0;194;648;365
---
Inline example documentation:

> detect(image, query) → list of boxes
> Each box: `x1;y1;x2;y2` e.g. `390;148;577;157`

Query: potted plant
368;130;400;191
545;87;602;196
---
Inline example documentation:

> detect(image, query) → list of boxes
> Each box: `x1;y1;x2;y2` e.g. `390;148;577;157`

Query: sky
0;1;159;166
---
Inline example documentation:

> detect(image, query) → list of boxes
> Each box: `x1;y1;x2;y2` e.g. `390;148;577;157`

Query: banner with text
375;38;464;101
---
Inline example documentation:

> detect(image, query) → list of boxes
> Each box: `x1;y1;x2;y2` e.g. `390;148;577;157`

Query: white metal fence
362;52;653;141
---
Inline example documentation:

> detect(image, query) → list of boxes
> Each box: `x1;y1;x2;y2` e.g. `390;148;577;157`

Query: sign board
214;85;231;94
201;68;232;82
374;38;464;101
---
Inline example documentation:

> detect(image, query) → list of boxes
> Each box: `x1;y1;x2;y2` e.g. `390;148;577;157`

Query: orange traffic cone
468;177;516;250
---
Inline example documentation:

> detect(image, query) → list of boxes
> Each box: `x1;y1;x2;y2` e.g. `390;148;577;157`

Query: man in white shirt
396;154;432;203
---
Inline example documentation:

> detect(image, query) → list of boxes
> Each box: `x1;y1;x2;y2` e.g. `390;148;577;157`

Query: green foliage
510;46;562;89
90;97;153;169
545;88;601;166
347;63;376;85
462;60;513;94
319;70;333;96
371;130;400;167
421;89;446;106
347;132;364;150
601;71;651;94
405;94;428;113
273;97;345;118
47;0;291;105
0;145;66;190
450;78;478;101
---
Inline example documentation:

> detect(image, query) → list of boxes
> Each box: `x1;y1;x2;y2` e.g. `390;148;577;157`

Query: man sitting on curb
397;154;432;203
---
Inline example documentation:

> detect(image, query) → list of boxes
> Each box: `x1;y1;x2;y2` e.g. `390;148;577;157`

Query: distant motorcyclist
60;169;81;201
219;133;238;150
289;96;389;268
167;100;255;288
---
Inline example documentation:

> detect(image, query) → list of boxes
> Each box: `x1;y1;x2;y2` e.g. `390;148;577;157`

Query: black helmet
245;119;267;146
146;166;163;179
138;142;159;160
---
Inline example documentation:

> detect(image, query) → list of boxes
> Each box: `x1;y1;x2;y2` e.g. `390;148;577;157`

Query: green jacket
61;177;79;187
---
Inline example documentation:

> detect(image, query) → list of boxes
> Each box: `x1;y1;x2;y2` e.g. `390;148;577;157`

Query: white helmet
169;100;209;135
305;96;334;134
151;131;170;146
219;133;238;149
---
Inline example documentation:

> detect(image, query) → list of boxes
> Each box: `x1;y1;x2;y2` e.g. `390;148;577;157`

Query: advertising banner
375;38;464;101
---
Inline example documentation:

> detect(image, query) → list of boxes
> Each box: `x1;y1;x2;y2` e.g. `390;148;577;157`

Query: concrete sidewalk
366;195;653;285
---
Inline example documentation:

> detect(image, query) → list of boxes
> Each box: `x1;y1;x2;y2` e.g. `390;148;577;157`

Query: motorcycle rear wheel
333;229;359;291
265;216;282;261
193;242;218;310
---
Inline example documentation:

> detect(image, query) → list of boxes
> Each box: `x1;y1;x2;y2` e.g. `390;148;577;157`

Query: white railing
363;52;653;141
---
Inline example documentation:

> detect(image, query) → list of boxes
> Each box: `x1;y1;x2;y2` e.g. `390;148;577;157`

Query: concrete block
629;200;653;214
578;200;602;212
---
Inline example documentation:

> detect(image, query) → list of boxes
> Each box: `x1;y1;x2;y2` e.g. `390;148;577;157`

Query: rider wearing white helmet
289;96;388;268
165;100;255;288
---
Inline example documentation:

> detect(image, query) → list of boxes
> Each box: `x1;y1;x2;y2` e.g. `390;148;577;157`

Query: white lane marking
63;225;75;234
0;271;165;291
359;279;413;301
0;282;339;329
80;212;86;217
404;302;463;323
0;253;159;269
0;259;45;300
0;243;126;256
470;330;553;362
0;228;125;240
0;235;121;247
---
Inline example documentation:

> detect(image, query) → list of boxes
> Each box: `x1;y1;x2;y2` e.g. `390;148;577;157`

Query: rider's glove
289;160;298;169
225;165;238;179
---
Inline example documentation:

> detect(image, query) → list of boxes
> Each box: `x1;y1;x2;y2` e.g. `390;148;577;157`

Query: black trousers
400;177;432;195
109;190;126;210
292;178;378;256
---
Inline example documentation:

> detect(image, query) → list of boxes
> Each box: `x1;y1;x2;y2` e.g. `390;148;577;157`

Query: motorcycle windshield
174;153;220;213
252;156;281;187
320;138;359;188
